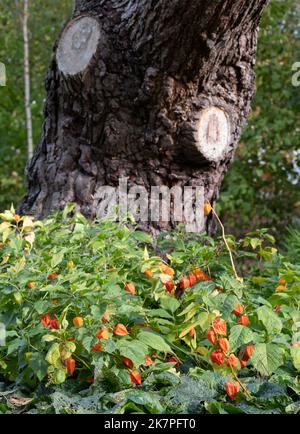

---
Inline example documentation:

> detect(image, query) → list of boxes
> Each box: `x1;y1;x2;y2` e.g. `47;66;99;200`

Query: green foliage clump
0;206;299;414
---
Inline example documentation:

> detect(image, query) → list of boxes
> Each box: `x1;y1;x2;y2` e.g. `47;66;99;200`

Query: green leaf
29;353;48;381
46;343;61;368
137;331;172;353
147;309;173;320
251;343;285;376
51;368;66;385
291;346;300;371
90;304;106;319
177;302;196;317
132;231;152;244
160;296;180;314
42;334;57;342
34;300;50;314
8;256;26;274
118;340;148;366
195;312;215;331
257;306;282;336
222;295;240;316
51;249;66;269
82;336;93;352
7;338;26;355
63;203;76;219
126;390;164;413
229;325;254;352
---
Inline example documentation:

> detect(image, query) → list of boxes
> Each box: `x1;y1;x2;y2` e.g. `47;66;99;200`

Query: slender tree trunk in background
20;0;269;234
21;0;34;160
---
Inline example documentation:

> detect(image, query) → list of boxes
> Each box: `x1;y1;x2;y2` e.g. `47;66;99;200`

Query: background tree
0;0;299;238
0;0;72;209
19;0;269;234
17;0;34;160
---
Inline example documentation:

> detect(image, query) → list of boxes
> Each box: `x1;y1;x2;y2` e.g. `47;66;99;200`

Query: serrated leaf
222;295;240;316
137;331;172;353
251;343;285;376
291;346;300;371
82;336;93;352
46;343;61;367
257;305;282;336
51;249;65;269
8;257;26;274
34;300;50;314
126;390;164;413
118;340;148;366
160;296;180;314
229;325;254;352
28;353;48;381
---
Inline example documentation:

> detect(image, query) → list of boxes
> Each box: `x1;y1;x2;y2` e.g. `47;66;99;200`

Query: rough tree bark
20;0;269;234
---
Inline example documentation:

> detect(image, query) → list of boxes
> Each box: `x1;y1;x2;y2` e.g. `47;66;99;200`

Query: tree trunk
20;0;269;234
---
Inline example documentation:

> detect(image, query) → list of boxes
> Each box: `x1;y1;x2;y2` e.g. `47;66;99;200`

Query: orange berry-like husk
122;357;134;368
144;269;154;278
225;380;240;400
210;349;225;366
125;282;136;295
41;313;51;328
276;285;286;292
165;280;175;293
66;358;76;376
113;323;128;336
237;315;250;327
226;354;239;369
145;355;155;366
167;356;181;368
232;303;244;316
212;318;227;336
204;203;212;216
160;264;175;276
218;338;230;353
101;311;110;323
73;316;84;327
188;274;197;287
179;277;190;290
92;343;103;353
241;344;255;361
96;327;109;340
48;273;58;280
240;360;247;369
50;318;59;330
130;370;142;385
206;328;217;345
189;327;195;338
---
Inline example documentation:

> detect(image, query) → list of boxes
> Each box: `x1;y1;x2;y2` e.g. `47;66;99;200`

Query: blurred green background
0;0;299;236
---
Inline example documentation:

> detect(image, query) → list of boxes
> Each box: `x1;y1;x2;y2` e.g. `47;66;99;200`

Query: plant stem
230;365;252;400
210;206;241;281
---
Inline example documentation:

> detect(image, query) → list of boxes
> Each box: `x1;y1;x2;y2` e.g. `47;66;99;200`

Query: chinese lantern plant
0;205;299;414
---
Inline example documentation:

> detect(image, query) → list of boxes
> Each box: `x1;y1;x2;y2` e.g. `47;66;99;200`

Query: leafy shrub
0;205;299;414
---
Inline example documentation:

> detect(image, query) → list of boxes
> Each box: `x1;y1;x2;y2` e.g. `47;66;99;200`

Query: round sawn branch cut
56;16;101;76
196;106;231;163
